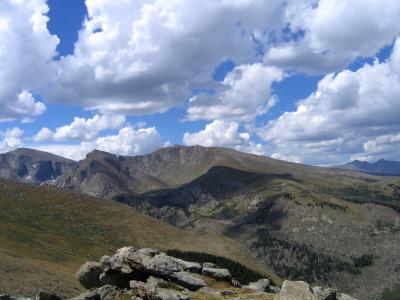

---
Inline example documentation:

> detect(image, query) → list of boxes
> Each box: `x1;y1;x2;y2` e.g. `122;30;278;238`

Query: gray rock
275;281;359;300
172;258;201;273
99;248;143;288
124;248;186;279
337;293;358;300
202;262;217;268
71;285;123;300
231;279;242;288
275;280;316;300
312;287;337;300
171;271;207;291
76;261;103;289
221;290;236;296
130;280;189;300
35;290;61;300
246;279;270;292
201;265;231;282
268;285;281;294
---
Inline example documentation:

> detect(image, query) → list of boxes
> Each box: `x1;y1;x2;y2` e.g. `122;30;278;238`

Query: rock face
71;247;358;300
0;148;75;185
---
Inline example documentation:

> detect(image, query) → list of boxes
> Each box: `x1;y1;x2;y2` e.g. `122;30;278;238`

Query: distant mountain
0;148;76;184
335;159;400;175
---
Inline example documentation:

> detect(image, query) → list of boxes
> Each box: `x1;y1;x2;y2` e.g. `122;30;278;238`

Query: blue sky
1;0;400;164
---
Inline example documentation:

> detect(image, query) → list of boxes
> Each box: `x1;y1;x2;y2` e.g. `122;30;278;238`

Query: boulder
198;287;221;297
71;285;124;300
125;250;182;278
275;281;359;300
201;264;231;282
312;287;337;300
99;249;143;288
268;285;281;294
337;293;358;300
246;279;270;292
76;261;103;289
171;271;207;291
275;280;316;300
35;290;61;300
173;258;202;273
130;280;189;300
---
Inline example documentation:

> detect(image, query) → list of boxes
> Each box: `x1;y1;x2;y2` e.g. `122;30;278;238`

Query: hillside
336;159;400;175
0;148;76;184
62;146;400;300
8;145;400;299
0;178;274;298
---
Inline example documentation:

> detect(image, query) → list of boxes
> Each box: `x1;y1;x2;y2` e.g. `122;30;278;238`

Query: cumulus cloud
33;114;126;142
260;38;400;164
186;64;283;122
0;0;57;121
183;120;249;147
0;127;24;153
44;0;287;115
183;120;267;155
31;125;162;161
265;0;400;73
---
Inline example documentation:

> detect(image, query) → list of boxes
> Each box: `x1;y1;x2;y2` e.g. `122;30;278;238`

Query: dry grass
0;179;272;298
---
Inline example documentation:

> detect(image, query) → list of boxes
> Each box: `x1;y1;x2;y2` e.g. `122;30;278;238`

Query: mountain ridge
335;158;400;175
0;148;76;184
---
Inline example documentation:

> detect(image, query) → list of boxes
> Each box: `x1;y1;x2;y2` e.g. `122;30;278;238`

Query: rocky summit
68;247;357;300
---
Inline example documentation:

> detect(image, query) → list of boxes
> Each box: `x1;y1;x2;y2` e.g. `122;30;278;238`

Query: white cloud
44;0;287;115
266;0;400;73
0;127;24;153
260;38;400;164
0;0;57;121
183;120;269;155
183;120;249;147
33;114;126;142
31;126;162;161
271;153;301;163
81;126;162;157
186;63;283;122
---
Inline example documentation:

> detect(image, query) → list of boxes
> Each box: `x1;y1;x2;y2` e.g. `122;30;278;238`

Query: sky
0;0;400;165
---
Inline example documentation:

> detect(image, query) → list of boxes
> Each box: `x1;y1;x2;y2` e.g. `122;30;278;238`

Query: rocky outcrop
71;247;358;300
276;280;357;300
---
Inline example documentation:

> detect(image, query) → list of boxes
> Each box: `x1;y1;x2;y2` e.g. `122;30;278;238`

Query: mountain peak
336;158;400;175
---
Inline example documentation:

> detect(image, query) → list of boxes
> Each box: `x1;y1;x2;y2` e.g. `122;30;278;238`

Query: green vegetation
380;284;400;300
166;249;266;284
353;254;375;268
251;228;361;283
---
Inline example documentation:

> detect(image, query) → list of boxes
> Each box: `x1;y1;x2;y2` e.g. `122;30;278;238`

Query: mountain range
1;145;400;299
335;159;400;175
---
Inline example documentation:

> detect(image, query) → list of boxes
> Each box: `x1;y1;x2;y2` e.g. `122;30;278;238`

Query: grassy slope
0;179;276;298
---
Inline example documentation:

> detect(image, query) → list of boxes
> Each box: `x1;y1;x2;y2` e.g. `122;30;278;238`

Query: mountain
0;178;271;298
0;148;76;184
54;145;371;199
336;159;400;175
53;145;400;299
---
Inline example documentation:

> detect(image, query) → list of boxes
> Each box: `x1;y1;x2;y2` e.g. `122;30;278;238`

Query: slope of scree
0;178;273;298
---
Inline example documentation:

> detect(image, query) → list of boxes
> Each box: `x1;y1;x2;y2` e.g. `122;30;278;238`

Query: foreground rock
276;280;357;300
72;247;358;300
